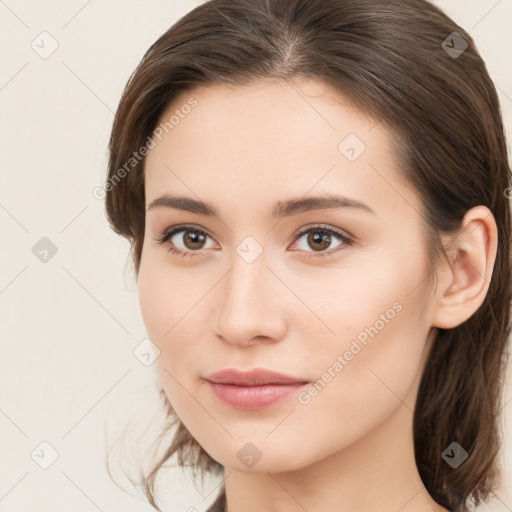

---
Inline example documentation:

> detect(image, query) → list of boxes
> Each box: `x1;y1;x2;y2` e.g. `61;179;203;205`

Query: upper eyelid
160;224;216;241
294;224;352;238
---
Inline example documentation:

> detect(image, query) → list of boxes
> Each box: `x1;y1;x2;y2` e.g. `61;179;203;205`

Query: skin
138;78;497;512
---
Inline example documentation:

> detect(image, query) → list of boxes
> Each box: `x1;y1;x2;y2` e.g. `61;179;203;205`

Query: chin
200;439;313;474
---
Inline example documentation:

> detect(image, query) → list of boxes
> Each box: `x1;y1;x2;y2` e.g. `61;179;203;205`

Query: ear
431;205;498;329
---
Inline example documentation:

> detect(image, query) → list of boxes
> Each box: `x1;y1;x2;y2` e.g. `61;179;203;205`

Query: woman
104;0;511;511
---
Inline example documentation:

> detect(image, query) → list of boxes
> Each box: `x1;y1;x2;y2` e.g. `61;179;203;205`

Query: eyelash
154;223;355;259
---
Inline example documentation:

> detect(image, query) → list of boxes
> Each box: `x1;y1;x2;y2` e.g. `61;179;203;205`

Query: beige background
0;1;511;511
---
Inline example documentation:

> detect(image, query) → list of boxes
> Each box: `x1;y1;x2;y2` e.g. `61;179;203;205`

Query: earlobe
431;206;498;330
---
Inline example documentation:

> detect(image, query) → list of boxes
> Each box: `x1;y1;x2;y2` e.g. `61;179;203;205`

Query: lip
204;368;310;410
205;368;309;386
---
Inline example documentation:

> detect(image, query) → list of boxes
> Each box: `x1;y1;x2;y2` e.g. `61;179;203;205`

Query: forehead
143;78;421;219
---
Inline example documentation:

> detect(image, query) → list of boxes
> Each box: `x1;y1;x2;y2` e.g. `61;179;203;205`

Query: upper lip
205;368;309;386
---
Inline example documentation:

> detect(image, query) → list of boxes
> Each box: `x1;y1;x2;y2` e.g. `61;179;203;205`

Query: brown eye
291;225;355;258
180;229;207;250
155;225;215;257
306;231;332;251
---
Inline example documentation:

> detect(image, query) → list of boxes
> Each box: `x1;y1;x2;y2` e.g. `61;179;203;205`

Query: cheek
288;281;429;453
309;255;430;412
137;255;207;381
137;254;189;365
138;266;197;417
138;246;197;340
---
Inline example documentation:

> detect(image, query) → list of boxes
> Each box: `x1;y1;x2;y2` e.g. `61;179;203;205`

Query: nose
213;250;287;347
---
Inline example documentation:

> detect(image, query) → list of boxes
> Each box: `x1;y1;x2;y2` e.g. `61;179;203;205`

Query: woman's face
138;78;438;472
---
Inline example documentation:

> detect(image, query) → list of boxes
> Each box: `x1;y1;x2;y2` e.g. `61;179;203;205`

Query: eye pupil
308;231;330;251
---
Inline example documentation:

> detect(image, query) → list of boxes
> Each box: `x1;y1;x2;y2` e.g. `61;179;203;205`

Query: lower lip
206;381;309;410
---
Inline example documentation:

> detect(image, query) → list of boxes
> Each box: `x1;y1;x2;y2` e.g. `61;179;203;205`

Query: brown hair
104;0;512;510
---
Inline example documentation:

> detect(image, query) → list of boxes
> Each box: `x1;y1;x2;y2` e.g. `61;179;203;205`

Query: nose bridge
214;246;285;345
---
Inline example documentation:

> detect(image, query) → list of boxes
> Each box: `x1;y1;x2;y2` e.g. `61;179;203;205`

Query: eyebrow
147;193;376;219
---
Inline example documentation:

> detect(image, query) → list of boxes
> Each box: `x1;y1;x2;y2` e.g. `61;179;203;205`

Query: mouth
204;368;310;410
